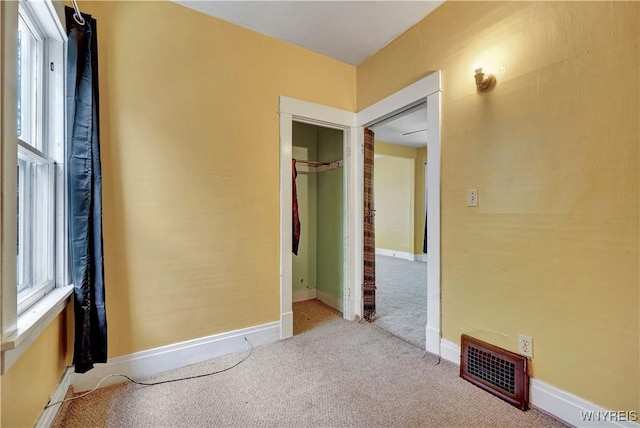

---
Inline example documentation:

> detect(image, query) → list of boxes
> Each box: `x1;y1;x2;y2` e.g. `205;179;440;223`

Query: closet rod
294;158;330;166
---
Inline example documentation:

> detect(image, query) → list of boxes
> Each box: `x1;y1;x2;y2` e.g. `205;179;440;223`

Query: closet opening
291;122;345;336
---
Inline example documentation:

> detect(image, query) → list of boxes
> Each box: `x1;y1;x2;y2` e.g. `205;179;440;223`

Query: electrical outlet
518;335;533;358
467;189;478;207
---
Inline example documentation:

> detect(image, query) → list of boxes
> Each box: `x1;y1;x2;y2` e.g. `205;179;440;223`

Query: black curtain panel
423;208;427;253
66;6;107;374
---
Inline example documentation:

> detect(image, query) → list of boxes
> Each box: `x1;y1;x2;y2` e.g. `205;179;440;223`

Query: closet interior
291;122;344;330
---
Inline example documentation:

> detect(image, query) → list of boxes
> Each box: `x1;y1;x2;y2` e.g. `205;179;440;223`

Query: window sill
1;285;73;374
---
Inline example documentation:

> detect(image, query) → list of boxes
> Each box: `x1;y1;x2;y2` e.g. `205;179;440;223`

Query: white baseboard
425;325;440;356
415;253;428;262
36;366;73;428
71;321;281;393
281;311;293;339
292;288;316;302
316;289;343;313
375;248;415;261
531;379;640;428
435;339;639;428
440;338;461;364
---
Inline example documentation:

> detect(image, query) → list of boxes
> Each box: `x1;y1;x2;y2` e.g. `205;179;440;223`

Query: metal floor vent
460;334;529;410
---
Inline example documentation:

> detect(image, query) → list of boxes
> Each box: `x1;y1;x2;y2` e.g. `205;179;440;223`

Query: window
16;0;67;315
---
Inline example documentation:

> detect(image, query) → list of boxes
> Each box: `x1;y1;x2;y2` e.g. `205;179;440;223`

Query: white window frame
17;143;56;314
1;0;72;374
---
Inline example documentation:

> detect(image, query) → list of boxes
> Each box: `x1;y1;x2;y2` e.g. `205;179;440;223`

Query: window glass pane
17;24;21;137
17;12;38;148
32;159;52;287
16;161;25;289
17;149;54;304
14;5;64;314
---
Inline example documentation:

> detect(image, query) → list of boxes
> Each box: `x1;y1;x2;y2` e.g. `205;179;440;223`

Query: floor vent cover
460;334;529;410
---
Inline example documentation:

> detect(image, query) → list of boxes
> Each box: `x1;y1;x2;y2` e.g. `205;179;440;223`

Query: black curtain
65;7;107;374
423;208;427;253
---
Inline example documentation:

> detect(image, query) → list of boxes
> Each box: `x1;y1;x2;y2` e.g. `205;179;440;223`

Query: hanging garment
292;159;301;255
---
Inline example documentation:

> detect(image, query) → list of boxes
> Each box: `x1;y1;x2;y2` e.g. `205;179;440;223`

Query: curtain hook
72;0;86;25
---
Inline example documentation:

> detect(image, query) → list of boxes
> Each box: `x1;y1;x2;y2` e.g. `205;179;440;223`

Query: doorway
278;97;358;340
279;71;441;355
369;103;428;348
356;71;441;355
291;122;345;335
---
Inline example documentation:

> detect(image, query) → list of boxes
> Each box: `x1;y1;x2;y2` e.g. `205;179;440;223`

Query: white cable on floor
45;337;253;409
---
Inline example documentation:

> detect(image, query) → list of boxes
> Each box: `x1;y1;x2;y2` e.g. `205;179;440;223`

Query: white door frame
356;71;442;355
279;97;358;339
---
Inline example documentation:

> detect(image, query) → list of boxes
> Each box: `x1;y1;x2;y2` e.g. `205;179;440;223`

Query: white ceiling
371;103;427;148
174;1;444;66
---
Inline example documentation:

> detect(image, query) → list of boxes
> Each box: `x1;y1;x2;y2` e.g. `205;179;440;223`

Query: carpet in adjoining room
375;254;428;349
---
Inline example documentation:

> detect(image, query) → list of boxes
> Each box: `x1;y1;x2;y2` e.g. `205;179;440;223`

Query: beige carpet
293;299;341;336
375;255;427;349
53;300;566;427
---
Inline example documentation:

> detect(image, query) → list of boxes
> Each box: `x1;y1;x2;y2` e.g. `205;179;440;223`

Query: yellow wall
414;147;427;254
2;1;638;423
0;2;354;424
1;307;73;427
358;1;639;412
374;154;414;253
374;141;427;254
78;0;355;357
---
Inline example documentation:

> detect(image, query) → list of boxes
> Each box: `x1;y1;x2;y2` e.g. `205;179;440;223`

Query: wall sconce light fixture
474;67;496;93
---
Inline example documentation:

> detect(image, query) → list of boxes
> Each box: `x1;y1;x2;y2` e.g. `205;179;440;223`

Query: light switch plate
467;189;478;207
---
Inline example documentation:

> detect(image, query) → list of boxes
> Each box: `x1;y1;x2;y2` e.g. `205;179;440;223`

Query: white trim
356;72;442;356
279;96;358;331
346;125;361;320
71;321;281;393
424;87;441;356
36;366;73;428
440;338;461;364
415;254;428;262
279;110;294;339
292;288;317;302
316;289;343;313
356;72;440;128
23;0;66;42
425;325;441;357
531;379;640;428
280;97;356;128
1;285;73;374
281;311;293;340
1;0;69;362
375;248;416;261
2;0;20;353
